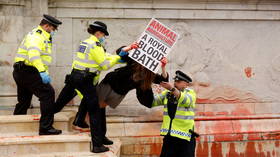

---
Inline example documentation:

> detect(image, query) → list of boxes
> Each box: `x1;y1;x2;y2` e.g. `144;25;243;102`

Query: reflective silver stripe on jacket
16;53;28;59
29;56;41;61
27;46;42;52
41;52;51;56
74;56;97;65
99;60;110;68
163;112;194;120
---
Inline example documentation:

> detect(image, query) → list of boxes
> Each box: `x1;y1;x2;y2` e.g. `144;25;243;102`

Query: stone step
0;112;76;136
0;134;121;157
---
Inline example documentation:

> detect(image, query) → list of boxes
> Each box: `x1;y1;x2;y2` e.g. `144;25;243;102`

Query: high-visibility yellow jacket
152;88;196;141
14;26;52;72
72;35;121;85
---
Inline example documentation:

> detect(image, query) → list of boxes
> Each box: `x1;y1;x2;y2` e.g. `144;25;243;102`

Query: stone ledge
0;134;90;145
0;135;121;157
0;112;75;123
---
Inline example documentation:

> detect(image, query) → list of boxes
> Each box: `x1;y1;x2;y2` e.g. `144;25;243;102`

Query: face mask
50;31;56;37
99;37;105;43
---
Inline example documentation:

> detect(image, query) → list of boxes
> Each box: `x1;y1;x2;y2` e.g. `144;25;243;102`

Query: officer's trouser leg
54;83;77;114
74;79;103;146
13;70;33;114
100;107;107;137
31;81;55;130
73;99;88;125
13;68;55;129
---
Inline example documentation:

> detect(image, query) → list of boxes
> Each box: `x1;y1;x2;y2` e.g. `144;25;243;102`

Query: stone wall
1;0;280;116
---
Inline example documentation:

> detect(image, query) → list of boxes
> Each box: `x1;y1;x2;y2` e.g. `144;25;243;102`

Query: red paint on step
211;142;223;157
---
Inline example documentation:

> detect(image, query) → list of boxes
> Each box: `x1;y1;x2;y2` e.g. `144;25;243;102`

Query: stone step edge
0;112;75;123
0;134;91;145
11;139;121;157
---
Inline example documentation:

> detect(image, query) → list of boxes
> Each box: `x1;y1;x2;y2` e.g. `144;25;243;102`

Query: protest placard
129;18;179;73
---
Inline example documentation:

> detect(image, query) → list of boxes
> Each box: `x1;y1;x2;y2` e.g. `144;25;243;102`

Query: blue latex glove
118;50;129;63
118;50;128;57
40;72;51;84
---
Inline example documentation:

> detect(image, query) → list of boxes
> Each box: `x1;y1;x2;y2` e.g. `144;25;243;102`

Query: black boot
92;145;109;153
73;101;89;128
73;119;89;128
103;136;113;145
39;127;62;135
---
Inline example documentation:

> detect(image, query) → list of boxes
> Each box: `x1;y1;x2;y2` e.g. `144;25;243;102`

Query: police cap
89;21;109;36
43;14;62;28
174;70;192;83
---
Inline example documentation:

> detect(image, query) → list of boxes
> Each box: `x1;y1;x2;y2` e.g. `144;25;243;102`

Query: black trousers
54;74;107;138
13;66;55;130
67;71;104;146
160;135;196;157
53;75;77;114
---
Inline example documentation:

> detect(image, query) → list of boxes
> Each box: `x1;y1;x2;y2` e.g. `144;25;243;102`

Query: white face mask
50;31;56;37
99;37;105;43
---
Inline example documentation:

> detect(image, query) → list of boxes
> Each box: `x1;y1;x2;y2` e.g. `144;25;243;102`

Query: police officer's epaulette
96;42;101;47
36;29;42;34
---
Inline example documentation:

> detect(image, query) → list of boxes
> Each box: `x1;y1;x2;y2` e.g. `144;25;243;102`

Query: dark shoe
103;136;113;145
73;120;89;128
92;145;109;153
39;127;62;135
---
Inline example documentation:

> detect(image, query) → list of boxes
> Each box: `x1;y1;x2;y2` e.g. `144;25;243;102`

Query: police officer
54;21;122;153
152;70;198;157
13;14;62;135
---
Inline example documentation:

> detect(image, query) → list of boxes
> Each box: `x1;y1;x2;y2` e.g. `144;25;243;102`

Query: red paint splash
244;67;254;78
227;143;240;157
150;143;162;155
245;142;258;156
196;142;209;157
211;142;223;157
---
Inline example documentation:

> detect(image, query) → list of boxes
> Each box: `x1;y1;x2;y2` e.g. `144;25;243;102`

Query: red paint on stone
275;141;280;147
196;142;209;157
231;103;252;116
227;143;240;157
211;142;223;157
245;142;258;156
150;143;162;155
244;67;254;78
33;118;40;121
258;143;266;157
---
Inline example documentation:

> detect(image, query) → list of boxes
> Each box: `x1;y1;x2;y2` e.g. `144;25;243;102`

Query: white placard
129;18;179;73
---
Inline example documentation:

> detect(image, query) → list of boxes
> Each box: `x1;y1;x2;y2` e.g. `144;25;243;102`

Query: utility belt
71;68;97;78
13;61;38;73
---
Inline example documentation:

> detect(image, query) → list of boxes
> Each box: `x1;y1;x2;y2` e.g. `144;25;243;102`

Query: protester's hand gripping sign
129;18;179;73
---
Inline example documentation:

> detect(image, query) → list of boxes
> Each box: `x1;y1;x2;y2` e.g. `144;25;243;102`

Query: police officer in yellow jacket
54;21;122;153
152;70;197;157
13;14;62;135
